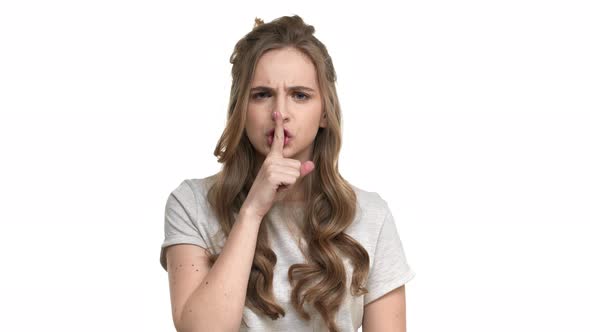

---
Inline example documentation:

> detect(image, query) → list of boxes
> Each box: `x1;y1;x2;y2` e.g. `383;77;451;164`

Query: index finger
269;111;284;157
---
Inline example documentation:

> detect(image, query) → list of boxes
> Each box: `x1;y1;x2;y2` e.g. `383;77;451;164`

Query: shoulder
167;174;219;221
173;173;218;201
350;183;389;220
347;183;391;235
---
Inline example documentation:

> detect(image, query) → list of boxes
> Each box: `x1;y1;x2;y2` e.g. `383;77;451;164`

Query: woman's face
245;46;326;165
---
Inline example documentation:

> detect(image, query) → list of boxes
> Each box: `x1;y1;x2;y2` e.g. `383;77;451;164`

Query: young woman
159;15;416;332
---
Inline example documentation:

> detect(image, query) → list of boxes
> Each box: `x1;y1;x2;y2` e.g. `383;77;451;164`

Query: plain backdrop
1;1;589;331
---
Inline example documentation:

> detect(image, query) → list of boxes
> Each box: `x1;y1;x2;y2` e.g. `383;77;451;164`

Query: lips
267;129;292;146
267;128;293;138
268;135;290;146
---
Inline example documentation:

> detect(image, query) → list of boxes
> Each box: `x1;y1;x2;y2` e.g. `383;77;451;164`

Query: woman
160;15;416;332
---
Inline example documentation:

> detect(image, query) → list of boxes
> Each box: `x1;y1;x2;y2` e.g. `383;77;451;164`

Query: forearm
178;209;262;332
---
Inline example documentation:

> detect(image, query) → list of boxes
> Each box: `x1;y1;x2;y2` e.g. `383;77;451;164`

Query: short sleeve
364;199;416;305
159;180;208;272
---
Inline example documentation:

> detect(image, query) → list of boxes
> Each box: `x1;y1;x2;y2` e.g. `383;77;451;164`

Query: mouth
266;128;293;138
267;129;292;146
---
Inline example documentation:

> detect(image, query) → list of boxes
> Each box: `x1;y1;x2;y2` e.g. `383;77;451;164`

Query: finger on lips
270;111;284;155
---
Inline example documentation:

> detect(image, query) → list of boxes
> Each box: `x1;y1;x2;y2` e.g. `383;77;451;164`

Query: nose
272;97;290;123
273;111;290;123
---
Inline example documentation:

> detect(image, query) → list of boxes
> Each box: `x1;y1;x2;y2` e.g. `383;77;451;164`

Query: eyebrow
250;85;316;93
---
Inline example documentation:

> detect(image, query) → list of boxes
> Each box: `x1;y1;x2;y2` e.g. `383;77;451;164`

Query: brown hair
204;15;369;332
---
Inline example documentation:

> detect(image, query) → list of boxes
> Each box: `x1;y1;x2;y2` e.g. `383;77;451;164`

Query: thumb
300;161;315;178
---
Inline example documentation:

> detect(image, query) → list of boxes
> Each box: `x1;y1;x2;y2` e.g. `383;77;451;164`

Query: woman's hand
241;111;315;219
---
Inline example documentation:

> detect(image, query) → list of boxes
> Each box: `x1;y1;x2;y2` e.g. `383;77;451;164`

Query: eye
293;92;310;101
251;91;310;101
252;92;270;100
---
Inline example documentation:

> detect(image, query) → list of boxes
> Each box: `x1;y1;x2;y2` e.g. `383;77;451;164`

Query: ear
319;111;327;128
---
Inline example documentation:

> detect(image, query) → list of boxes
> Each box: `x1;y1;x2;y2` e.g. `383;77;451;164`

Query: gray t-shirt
160;175;415;331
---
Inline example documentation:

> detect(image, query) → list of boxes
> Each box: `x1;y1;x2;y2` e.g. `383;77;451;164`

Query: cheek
244;110;264;139
245;107;258;125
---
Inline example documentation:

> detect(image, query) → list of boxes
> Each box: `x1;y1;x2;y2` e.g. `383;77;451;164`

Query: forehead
250;47;318;87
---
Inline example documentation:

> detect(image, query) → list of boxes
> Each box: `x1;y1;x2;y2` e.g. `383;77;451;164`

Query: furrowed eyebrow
250;85;316;93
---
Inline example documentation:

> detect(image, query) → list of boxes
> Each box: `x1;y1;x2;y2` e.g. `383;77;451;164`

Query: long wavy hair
204;15;370;332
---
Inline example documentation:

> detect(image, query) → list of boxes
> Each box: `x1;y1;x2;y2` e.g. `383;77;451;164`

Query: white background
1;1;589;331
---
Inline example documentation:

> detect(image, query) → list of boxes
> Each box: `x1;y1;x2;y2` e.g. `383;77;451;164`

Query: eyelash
252;91;310;101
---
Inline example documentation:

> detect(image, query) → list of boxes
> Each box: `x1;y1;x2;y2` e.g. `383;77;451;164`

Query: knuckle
270;174;281;183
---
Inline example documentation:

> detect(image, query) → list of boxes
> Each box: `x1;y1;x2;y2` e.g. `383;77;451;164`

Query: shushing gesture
241;111;315;219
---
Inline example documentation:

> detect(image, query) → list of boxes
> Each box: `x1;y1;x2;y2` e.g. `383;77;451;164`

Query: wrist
238;207;264;224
